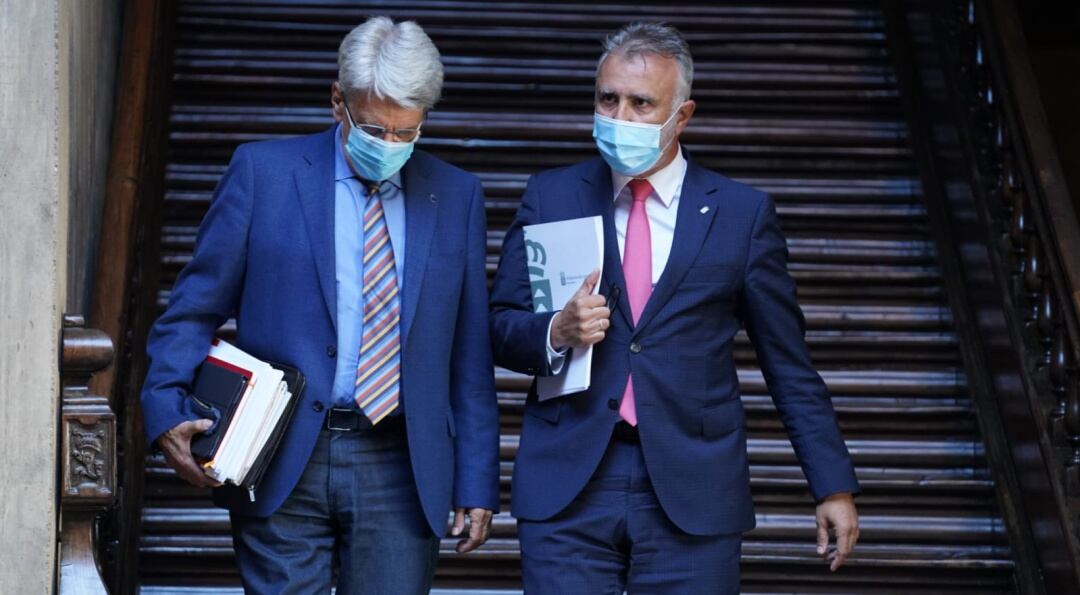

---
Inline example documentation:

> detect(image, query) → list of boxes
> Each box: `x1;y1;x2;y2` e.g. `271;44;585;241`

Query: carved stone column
59;315;115;594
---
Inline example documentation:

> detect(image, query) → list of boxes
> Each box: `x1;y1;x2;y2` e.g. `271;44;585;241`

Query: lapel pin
429;193;437;203
700;206;710;214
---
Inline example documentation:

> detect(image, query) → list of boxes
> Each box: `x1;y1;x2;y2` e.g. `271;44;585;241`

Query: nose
613;99;634;122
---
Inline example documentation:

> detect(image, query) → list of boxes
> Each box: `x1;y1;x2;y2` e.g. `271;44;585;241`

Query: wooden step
137;509;1012;591
492;365;966;395
176;3;885;32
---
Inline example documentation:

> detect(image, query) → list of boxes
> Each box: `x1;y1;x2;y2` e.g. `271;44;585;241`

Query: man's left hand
452;507;494;554
816;492;859;571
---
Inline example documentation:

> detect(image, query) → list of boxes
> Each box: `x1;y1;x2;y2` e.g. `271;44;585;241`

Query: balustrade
953;0;1080;523
58;315;116;594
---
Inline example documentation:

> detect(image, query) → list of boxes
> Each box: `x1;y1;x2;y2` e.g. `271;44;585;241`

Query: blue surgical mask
342;103;417;182
593;109;679;176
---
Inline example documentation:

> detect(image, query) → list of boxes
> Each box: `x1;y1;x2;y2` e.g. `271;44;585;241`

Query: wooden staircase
133;1;1018;592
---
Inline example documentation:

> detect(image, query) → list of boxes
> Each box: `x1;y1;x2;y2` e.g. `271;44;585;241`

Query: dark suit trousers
517;432;741;594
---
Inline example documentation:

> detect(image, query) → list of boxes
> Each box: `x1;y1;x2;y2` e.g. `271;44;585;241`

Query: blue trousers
229;425;439;595
517;436;742;594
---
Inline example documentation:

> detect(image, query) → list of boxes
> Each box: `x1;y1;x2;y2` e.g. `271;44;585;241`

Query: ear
330;81;345;123
673;99;696;137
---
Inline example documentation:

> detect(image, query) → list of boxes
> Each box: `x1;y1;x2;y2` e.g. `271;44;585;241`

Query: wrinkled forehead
596;51;680;96
346;90;425;127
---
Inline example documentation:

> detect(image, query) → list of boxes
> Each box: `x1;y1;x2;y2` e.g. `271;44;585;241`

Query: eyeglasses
352;122;423;143
342;98;423;142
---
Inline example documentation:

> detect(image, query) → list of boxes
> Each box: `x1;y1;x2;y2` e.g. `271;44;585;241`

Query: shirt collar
611;144;686;208
333;122;403;190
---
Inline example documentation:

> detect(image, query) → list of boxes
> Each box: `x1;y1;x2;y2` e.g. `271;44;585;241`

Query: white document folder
522;215;605;400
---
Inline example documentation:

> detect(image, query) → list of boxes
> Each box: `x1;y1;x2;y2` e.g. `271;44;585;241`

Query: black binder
187;355;306;494
189;357;252;461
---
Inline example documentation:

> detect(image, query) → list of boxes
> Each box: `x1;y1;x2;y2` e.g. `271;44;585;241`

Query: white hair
598;22;694;109
337;16;444;111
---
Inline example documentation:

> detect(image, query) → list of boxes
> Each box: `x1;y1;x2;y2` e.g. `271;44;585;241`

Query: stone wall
0;0;120;590
0;0;65;590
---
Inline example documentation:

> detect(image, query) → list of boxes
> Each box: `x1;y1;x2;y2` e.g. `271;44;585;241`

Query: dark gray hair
337;16;444;110
597;22;694;108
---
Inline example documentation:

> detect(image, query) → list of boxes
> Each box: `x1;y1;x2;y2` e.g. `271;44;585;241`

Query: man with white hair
140;17;499;593
491;22;860;593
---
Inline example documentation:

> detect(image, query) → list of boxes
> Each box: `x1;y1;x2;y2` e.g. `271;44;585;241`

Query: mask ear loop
656;102;685;155
340;87;358;129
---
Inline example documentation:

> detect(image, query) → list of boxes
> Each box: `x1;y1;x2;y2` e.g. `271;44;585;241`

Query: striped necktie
353;182;402;424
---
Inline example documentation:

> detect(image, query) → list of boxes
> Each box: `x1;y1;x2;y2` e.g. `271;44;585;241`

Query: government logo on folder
522;215;605;400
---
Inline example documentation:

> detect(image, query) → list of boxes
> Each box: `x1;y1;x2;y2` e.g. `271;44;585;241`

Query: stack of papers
188;339;301;495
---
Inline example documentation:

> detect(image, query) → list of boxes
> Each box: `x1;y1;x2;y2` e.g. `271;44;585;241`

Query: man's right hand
550;269;611;350
156;418;223;488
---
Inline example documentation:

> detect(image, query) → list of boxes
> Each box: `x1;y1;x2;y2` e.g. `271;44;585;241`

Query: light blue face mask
342;102;418;182
592;108;679;176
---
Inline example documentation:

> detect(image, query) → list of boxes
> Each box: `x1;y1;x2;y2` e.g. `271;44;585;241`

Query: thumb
577;268;601;297
194;418;215;433
816;516;830;555
451;508;466;536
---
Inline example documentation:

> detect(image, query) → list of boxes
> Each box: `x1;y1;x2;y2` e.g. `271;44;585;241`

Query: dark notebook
189;357;252;461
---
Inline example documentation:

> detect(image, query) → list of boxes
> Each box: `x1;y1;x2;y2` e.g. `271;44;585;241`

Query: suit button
608;398;618;410
630;342;642;353
327;345;337;358
312;401;324;413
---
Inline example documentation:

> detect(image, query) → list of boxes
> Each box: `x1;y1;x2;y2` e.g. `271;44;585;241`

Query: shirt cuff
545;312;568;375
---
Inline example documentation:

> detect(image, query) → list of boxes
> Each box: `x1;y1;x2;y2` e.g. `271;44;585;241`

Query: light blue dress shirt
331;123;407;406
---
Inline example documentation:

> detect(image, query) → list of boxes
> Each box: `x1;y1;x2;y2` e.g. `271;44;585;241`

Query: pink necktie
620;178;653;426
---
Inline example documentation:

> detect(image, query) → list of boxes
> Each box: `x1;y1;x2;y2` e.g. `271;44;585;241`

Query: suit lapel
294;128;339;331
400;155;439;348
578;160;633;328
634;159;720;334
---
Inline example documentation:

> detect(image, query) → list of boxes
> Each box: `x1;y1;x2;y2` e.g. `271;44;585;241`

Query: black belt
325;407;405;433
612;421;640;444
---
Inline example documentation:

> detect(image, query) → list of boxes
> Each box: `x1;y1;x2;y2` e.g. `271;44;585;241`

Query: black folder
242;361;306;492
186;343;307;495
189;357;252;461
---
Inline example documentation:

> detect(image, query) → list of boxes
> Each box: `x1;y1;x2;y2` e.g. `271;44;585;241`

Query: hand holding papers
523;216;605;400
186;339;305;499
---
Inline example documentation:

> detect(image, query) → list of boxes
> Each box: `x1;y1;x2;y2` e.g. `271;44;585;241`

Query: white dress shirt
611;145;687;284
546;147;689;370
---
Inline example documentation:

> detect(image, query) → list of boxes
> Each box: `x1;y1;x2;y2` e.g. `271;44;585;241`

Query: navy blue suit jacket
490;155;859;536
140;128;500;534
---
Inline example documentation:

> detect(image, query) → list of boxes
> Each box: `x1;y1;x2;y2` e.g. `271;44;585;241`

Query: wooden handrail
88;0;163;400
973;0;1080;483
58;316;115;595
86;1;177;593
889;0;1080;589
985;0;1080;321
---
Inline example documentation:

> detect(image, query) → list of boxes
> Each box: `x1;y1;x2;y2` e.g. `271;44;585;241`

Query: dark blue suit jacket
140;128;500;534
490;154;859;536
